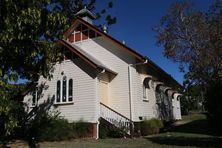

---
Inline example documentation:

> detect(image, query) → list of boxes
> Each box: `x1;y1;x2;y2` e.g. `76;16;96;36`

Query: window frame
31;89;38;107
56;80;61;103
69;24;99;43
62;76;67;102
142;79;150;102
55;76;74;105
68;79;73;102
143;84;147;99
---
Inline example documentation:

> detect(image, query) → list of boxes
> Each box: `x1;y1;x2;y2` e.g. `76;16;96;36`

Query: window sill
143;99;149;102
54;101;74;105
30;105;37;108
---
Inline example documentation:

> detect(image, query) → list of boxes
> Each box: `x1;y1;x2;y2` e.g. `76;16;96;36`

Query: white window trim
55;76;74;105
30;89;38;107
68;79;73;102
71;24;98;44
142;80;149;102
143;84;147;98
143;88;149;102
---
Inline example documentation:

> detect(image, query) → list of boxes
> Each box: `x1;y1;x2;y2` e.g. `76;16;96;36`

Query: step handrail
100;102;132;122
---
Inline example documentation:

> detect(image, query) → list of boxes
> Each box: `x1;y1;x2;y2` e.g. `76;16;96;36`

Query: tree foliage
59;0;116;26
181;82;204;115
0;81;26;140
0;0;115;139
0;0;116;82
155;0;222;125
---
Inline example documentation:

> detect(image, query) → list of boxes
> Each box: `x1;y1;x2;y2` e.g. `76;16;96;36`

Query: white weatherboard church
23;8;182;138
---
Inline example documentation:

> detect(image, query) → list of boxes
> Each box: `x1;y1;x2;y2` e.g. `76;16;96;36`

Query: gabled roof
62;17;182;89
64;17;146;62
58;39;117;75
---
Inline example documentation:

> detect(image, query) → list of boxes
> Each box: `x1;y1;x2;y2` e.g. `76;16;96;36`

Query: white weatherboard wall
171;93;182;120
74;37;159;121
172;97;178;120
177;98;182;119
23;59;98;123
131;73;158;121
74;37;136;120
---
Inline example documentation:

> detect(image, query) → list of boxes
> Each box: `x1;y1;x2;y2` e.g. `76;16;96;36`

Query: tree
0;0;115;139
59;0;116;26
181;81;205;115
0;81;26;142
155;0;222;126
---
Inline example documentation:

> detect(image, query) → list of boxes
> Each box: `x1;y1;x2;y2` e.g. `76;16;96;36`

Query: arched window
55;77;74;104
62;76;67;102
68;79;73;101
32;90;37;106
56;80;61;102
143;84;147;98
143;78;150;100
156;86;162;104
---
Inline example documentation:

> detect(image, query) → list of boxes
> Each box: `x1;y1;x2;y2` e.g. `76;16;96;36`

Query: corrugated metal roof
63;17;183;89
63;40;117;75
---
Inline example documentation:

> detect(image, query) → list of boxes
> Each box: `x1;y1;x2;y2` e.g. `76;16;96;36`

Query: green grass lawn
4;112;222;148
146;112;222;147
8;138;202;148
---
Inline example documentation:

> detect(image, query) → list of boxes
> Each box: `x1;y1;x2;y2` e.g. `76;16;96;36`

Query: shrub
205;81;222;130
99;120;108;139
17;99;93;143
25;113;75;142
74;120;92;138
39;118;74;141
24;116;94;142
107;127;126;138
99;118;127;138
140;118;163;136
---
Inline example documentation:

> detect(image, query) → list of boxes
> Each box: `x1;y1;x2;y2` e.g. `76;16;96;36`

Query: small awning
173;93;182;100
158;85;166;92
167;90;177;98
143;77;153;88
163;87;172;94
154;81;164;90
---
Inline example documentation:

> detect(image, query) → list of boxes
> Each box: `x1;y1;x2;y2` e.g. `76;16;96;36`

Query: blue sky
95;0;212;84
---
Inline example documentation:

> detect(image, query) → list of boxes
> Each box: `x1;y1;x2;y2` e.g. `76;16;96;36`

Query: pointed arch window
62;76;67;102
55;76;74;104
68;79;73;101
143;84;147;98
143;78;150;101
32;90;37;106
56;80;61;102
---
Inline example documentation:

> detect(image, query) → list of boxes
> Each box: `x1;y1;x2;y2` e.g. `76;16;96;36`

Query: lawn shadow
146;113;222;147
147;136;222;147
171;119;221;136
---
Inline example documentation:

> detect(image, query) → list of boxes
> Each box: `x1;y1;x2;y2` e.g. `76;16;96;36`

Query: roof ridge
62;17;182;89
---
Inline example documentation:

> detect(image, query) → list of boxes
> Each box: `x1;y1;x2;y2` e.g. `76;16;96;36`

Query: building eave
58;39;117;75
63;17;182;89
